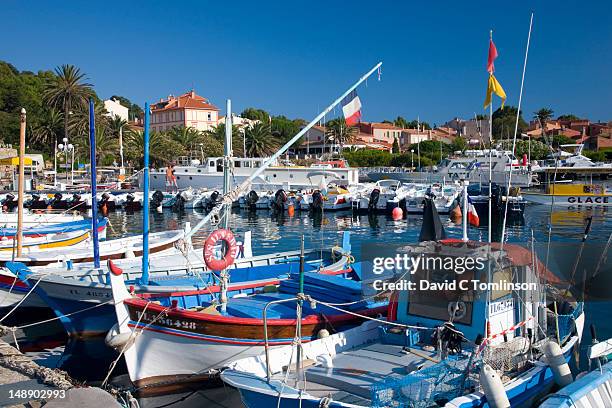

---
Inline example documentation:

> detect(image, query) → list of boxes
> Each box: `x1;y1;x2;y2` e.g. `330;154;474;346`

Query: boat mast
500;13;533;249
220;99;232;313
141;103;151;284
488;31;493;244
184;62;383;239
16;108;26;258
89;99;100;268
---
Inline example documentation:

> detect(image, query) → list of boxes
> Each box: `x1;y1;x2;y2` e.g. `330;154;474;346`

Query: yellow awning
0;157;33;166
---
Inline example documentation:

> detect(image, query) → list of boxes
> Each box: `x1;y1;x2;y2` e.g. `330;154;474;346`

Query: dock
0;335;120;407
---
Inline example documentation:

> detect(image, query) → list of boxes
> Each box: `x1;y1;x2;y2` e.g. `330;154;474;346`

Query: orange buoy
288;203;295;216
391;207;403;220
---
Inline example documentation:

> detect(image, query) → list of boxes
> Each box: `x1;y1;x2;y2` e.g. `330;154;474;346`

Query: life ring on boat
203;228;237;271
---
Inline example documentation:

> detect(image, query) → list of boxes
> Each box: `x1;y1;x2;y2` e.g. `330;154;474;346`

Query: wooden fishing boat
222;240;585;408
0;228;179;267
108;257;387;390
5;237;349;335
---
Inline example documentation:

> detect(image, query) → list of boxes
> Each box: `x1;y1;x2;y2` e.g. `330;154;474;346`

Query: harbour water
3;204;611;407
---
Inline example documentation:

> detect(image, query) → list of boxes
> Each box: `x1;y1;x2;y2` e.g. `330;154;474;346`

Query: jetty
0;332;120;407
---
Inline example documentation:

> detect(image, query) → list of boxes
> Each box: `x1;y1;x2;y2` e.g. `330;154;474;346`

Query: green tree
392;137;400;153
244;122;277;157
552;135;574;147
343;149;391;167
534;107;554;124
451;136;468;153
557;114;581;121
325;118;358;151
271;115;305;145
124;129;186;167
29;108;63;152
203;123;242;155
492;106;527;141
241;107;270;123
169;126;203;149
43;65;95;144
393;116;409;128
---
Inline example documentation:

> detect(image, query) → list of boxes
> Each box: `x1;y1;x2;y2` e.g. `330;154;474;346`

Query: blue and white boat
222;240;585;408
7;233;352;336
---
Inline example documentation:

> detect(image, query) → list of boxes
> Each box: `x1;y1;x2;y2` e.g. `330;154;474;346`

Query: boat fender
543;340;573;387
104;323;134;350
479;364;510;408
316;354;333;368
317;329;330;339
203;229;237;271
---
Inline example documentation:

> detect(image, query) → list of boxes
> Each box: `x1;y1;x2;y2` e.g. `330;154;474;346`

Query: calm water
4;204;612;407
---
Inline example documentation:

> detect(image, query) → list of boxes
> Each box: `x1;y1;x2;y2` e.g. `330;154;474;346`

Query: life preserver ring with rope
203;228;237;271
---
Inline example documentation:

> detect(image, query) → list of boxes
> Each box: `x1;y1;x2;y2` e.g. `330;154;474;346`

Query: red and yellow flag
484;36;506;109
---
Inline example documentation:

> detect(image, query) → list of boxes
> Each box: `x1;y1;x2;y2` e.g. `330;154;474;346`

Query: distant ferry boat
145;157;360;191
523;183;612;206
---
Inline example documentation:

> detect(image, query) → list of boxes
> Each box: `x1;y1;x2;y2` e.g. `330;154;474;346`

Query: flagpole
500;13;533;250
488;30;493;244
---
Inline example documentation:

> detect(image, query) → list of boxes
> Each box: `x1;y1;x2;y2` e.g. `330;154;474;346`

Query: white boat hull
523;193;611;206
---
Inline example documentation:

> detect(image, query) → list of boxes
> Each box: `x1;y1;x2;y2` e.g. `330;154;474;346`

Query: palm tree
204;123;244;156
169;126;203;150
325;118;358;153
124;129;187;167
534;108;554;125
244;123;277;157
30;108;63;150
43;65;94;143
67;101;109;148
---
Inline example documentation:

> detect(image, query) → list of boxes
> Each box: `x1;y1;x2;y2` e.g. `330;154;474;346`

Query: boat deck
288;342;438;404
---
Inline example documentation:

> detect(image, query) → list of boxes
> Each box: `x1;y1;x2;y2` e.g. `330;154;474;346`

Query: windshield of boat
407;256;483;326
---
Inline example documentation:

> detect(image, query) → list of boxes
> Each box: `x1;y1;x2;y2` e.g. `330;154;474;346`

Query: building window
207;113;212;121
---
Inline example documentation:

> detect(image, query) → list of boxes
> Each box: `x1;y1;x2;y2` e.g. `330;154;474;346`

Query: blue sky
2;1;611;125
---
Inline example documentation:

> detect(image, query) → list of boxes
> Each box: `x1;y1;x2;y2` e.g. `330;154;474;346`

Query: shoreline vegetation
0;61;608;171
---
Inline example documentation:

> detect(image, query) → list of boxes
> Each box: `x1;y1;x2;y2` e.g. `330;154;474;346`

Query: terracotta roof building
150;90;219;132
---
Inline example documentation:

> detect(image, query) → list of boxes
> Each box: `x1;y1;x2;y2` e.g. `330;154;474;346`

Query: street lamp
57;137;74;186
410;149;414;170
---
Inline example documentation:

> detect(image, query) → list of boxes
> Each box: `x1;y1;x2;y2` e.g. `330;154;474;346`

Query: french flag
467;196;480;227
341;90;362;126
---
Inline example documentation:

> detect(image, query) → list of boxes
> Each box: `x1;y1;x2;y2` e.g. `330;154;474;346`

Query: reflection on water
2;203;610;406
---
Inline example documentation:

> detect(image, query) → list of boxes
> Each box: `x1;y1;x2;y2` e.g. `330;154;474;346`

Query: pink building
150;90;219;132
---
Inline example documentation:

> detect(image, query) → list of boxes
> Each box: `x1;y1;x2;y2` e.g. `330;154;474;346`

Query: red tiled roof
152;90;219;112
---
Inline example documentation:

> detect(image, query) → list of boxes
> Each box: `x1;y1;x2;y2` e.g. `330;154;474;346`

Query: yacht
367;149;535;187
145;157;359;191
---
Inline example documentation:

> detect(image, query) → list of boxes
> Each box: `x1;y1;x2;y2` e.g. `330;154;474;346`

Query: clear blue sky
2;1;611;125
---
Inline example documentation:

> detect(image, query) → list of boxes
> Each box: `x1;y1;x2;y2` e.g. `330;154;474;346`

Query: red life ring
203;228;237;271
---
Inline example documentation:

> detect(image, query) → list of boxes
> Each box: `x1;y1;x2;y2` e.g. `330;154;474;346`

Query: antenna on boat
89;99;100;269
500;13;534;248
183;61;384;238
140;103;151;284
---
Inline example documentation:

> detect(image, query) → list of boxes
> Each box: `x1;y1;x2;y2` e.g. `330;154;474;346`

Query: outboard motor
50;193;67;210
98;192;116;212
205;190;221;212
27;193;47;210
1;193;17;212
69;193;87;211
310;190;324;212
368;188;381;212
245;190;259;209
124;193;142;211
151;190;165;211
172;192;185;212
272;189;287;212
